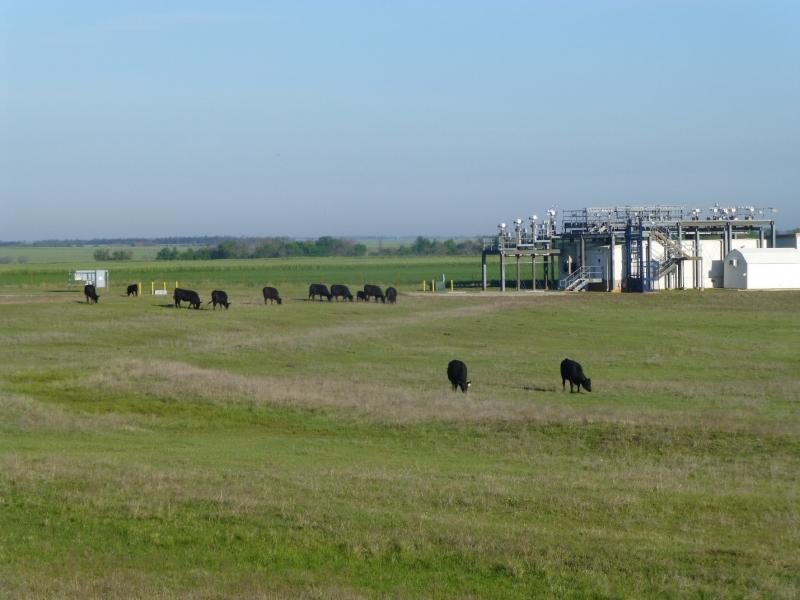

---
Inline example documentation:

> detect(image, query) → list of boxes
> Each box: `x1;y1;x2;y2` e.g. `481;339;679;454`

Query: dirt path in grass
187;295;552;352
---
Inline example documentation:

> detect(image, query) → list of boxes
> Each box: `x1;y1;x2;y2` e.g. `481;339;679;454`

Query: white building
723;248;800;290
72;269;109;288
569;235;763;291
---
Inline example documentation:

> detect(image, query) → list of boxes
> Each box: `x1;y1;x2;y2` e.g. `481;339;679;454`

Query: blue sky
2;1;798;240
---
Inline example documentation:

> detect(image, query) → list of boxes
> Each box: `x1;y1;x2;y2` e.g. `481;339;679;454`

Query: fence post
151;282;154;295
450;279;454;292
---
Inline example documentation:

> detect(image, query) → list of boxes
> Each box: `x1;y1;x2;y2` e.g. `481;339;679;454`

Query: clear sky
2;1;798;241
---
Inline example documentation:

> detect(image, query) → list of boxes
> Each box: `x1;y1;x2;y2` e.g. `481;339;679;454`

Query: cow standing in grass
174;288;202;309
560;358;591;393
209;290;230;310
447;360;471;393
385;287;397;304
84;284;99;304
356;291;367;302
262;286;282;305
331;284;353;302
363;284;385;303
126;283;138;297
309;283;332;301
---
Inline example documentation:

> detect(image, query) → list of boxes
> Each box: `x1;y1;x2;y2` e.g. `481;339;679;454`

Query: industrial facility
482;204;800;292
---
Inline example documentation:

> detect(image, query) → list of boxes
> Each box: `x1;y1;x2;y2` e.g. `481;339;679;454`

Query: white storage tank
723;248;800;289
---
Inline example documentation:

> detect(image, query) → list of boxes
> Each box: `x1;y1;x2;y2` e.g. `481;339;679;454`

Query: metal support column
677;223;683;289
609;234;615;292
481;251;488;291
531;254;536;291
500;252;506;292
545;255;550;290
726;222;733;256
694;229;700;289
516;255;521;291
771;221;776;248
645;233;652;291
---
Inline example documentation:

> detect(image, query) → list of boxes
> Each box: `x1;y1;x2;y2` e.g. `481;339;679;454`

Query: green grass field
1;256;798;598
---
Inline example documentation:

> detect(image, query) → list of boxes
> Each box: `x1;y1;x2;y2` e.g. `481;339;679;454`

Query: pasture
0;256;798;599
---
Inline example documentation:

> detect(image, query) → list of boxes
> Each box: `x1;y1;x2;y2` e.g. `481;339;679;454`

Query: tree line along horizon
89;236;485;262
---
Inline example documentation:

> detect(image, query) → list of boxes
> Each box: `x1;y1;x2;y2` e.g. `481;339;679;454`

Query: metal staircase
559;266;603;291
650;228;692;282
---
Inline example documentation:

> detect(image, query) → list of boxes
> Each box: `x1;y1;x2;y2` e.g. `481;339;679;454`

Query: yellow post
163;281;167;291
175;281;179;290
450;279;454;292
151;282;154;295
431;279;435;293
422;280;426;292
138;282;142;296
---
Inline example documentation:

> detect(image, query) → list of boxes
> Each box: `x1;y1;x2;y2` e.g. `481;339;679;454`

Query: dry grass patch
62;358;799;437
0;391;146;433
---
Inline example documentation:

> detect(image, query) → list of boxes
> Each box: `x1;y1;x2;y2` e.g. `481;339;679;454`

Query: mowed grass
0;257;798;599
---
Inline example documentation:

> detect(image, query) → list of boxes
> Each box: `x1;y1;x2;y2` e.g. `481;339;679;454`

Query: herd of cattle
84;282;398;310
84;283;592;393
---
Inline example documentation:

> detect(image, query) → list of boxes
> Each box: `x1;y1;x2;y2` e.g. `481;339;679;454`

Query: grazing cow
447;359;471;393
330;284;353;302
356;290;367;302
126;283;139;297
308;283;332;302
174;287;202;309
385;286;398;304
560;358;592;393
262;286;282;305
209;290;230;310
84;284;99;304
363;284;385;303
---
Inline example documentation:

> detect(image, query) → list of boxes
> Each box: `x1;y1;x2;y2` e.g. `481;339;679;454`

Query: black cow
560;358;592;393
84;284;99;304
447;360;471;393
331;284;353;302
356;290;367;302
363;284;385;303
308;283;332;301
209;290;230;310
385;286;397;304
174;287;201;309
262;286;282;305
126;283;139;297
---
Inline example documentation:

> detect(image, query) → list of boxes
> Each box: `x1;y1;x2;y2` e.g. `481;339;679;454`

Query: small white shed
72;269;109;288
723;248;800;289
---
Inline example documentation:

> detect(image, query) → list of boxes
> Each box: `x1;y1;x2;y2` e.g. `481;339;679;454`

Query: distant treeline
156;237;367;260
375;237;483;256
154;236;483;261
0;236;236;247
93;249;133;261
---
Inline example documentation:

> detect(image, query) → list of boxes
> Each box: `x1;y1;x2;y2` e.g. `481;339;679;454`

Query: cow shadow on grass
156;303;208;310
522;385;557;393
